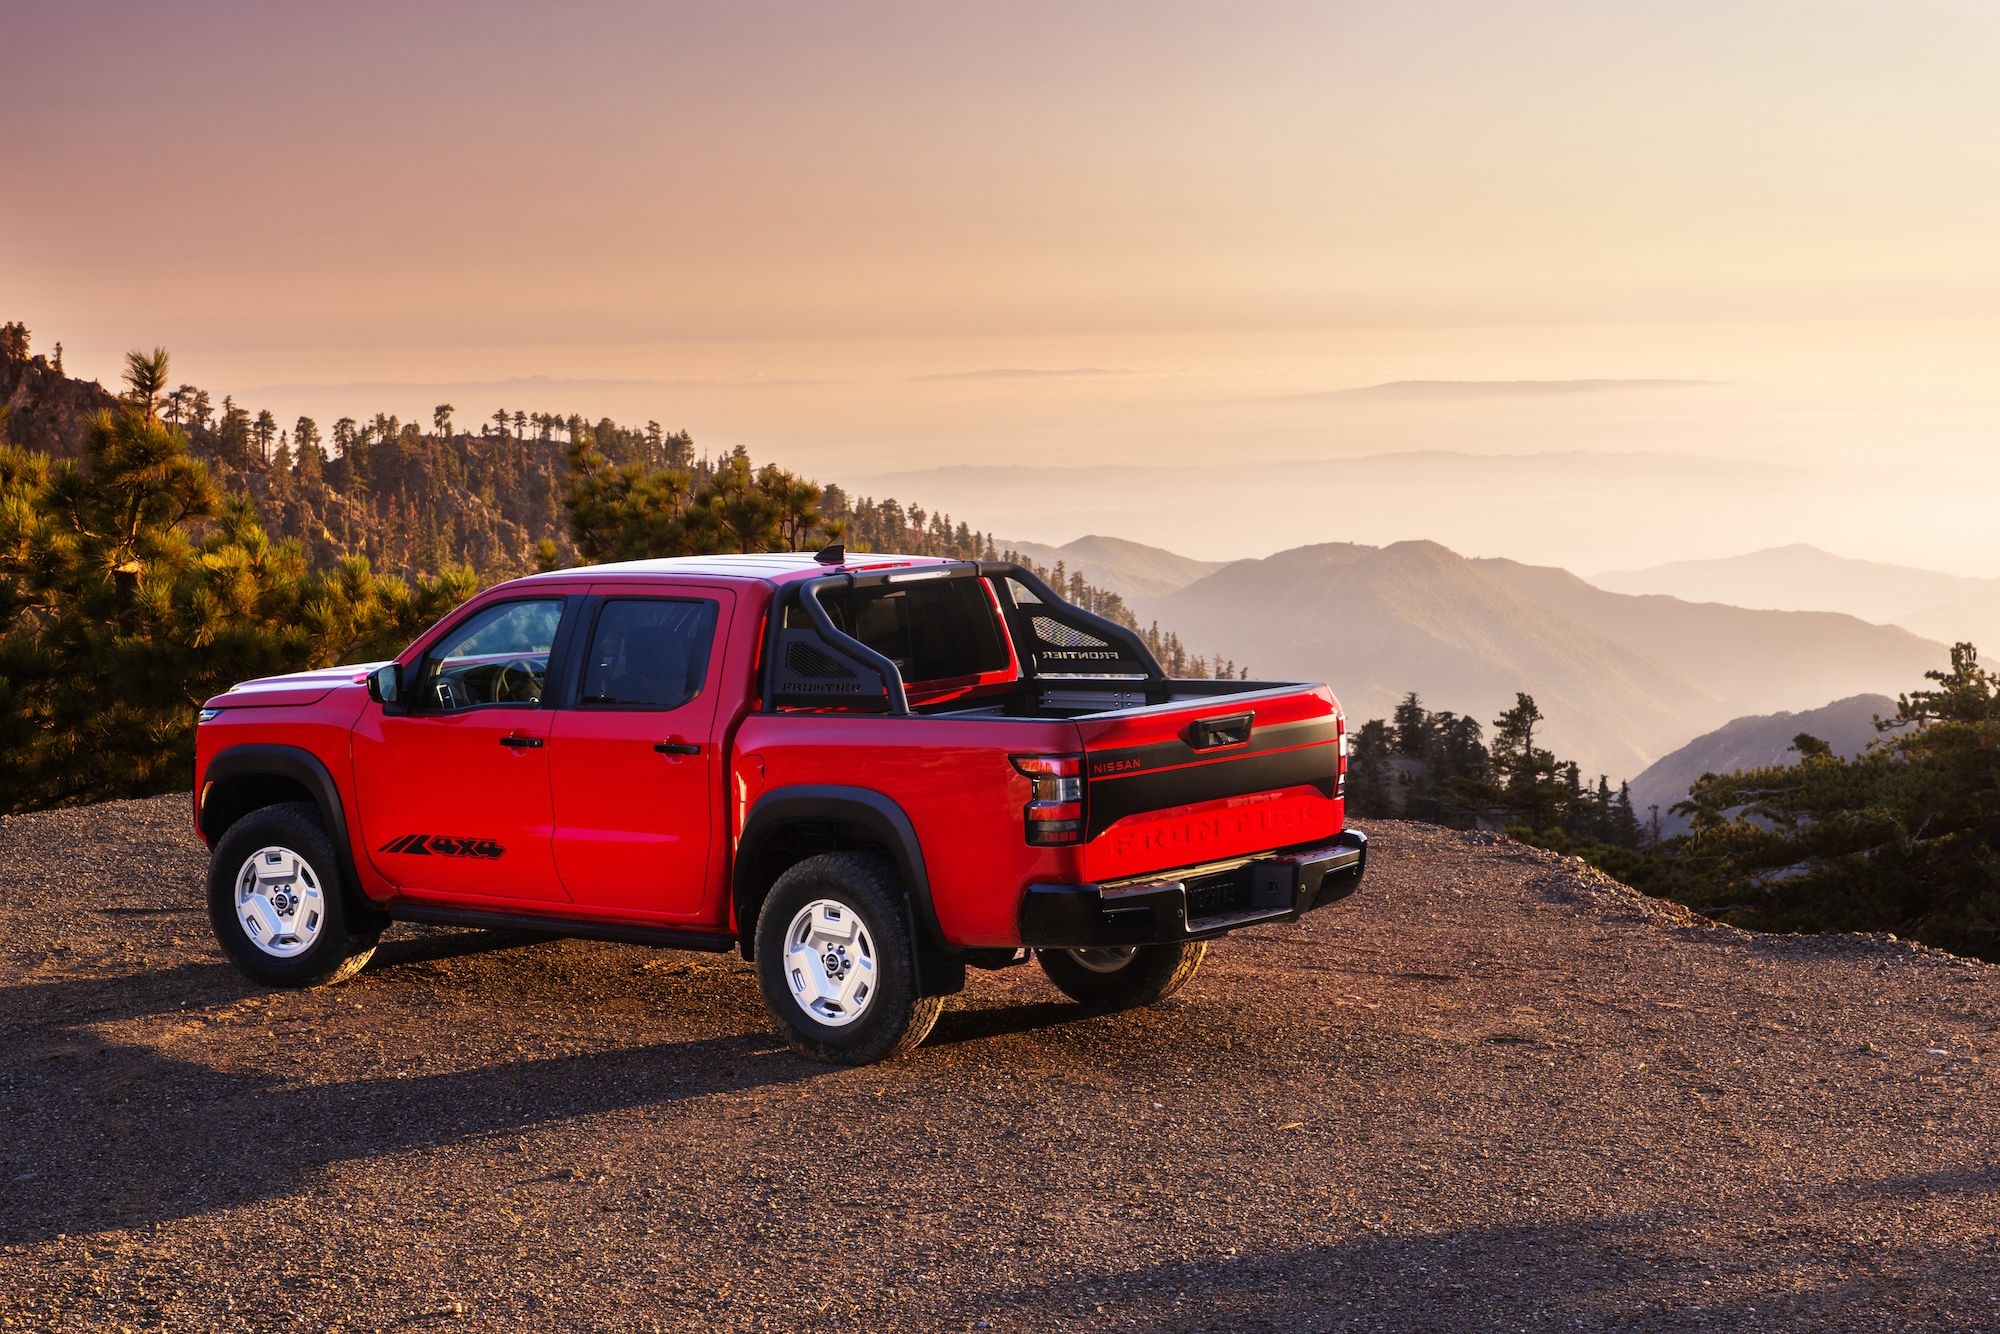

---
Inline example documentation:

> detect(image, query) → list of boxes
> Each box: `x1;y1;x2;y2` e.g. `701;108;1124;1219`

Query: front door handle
499;735;544;749
653;740;702;756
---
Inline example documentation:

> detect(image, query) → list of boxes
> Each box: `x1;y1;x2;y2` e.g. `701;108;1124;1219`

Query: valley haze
1047;534;1945;783
11;3;2000;576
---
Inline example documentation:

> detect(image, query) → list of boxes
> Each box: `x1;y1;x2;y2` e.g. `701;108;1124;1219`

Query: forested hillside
0;327;1032;584
0;323;1240;814
1348;666;2000;962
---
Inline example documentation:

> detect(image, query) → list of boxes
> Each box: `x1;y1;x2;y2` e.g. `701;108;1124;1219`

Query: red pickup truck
194;550;1366;1063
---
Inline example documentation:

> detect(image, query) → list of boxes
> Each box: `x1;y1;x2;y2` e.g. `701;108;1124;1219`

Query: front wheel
754;852;942;1064
207;802;380;988
1036;941;1207;1010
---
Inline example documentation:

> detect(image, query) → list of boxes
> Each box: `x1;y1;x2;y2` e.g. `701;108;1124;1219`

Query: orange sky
8;1;2000;569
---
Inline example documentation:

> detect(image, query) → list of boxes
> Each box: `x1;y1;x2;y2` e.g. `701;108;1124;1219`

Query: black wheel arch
199;743;374;913
733;785;961;994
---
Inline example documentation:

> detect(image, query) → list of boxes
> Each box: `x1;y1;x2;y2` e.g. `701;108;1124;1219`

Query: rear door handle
654;740;702;756
499;735;544;749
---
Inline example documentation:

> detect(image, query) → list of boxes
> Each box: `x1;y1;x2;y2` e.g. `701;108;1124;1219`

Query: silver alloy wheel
233;845;327;959
782;898;878;1027
1065;946;1138;974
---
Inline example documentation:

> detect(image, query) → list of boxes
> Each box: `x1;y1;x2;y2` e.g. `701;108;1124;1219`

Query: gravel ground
1;797;1995;1332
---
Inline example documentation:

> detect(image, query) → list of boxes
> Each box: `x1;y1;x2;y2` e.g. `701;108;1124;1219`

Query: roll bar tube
783;560;1167;716
796;576;913;715
974;560;1166;685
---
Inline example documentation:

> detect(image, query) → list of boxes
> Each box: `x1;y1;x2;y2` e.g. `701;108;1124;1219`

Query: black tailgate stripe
1086;716;1335;780
1085;717;1339;839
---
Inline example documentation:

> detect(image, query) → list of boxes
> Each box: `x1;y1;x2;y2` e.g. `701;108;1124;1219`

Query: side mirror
367;663;403;706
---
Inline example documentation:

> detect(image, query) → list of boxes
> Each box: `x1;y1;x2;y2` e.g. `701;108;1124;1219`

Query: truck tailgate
1073;685;1344;881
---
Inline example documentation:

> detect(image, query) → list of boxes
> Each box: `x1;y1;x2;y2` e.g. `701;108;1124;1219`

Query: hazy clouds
8;1;1999;573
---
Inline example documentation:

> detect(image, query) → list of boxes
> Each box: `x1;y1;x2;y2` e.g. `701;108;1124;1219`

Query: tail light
1336;713;1348;796
1011;753;1085;845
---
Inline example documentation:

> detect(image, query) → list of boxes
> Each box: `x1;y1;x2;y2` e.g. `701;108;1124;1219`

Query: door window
412;598;565;712
579;599;720;709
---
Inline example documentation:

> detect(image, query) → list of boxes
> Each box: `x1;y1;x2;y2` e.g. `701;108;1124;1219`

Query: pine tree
122;347;171;420
1345;718;1395;817
217;397;251;466
1665;643;2000;957
1490;693;1563;833
0;407;474;812
293;418;324;484
1392;692;1432;757
252;409;278;464
1612;781;1642;847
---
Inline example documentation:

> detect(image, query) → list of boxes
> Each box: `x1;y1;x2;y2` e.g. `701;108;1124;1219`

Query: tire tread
754;851;940;1064
1036;940;1207;1010
207;801;379;989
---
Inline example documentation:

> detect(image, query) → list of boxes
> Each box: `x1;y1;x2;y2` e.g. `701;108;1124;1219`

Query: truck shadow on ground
926;998;1100;1047
369;926;551;968
0;942;825;1245
965;1165;2000;1330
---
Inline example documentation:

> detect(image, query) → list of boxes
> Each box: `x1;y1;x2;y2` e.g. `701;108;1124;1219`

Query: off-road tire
1036;941;1208;1010
754;851;942;1064
207;802;380;988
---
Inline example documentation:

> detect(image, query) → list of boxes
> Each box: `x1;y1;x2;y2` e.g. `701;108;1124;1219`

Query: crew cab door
352;593;578;904
546;587;734;921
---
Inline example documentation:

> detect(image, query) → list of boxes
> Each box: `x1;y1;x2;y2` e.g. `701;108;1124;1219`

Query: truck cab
194;550;1366;1063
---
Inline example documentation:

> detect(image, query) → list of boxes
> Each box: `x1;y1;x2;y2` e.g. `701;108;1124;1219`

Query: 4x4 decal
378;833;506;859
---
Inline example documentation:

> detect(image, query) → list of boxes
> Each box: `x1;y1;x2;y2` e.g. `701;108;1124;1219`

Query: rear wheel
754;852;942;1064
207;802;380;988
1036;941;1207;1010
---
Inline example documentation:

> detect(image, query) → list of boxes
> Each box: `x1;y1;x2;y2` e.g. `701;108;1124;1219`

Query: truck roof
508;551;961;588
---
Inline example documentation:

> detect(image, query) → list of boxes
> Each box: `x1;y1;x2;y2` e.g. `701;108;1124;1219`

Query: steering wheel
495;657;544;704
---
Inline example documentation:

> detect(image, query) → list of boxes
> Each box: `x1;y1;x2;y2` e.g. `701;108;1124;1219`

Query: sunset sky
8;1;1999;570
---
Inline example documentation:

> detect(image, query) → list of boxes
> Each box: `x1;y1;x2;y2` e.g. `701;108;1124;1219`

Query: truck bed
755;559;1348;898
918;679;1313;721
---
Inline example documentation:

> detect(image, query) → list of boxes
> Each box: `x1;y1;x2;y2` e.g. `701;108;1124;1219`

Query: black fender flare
199;743;371;910
732;785;949;965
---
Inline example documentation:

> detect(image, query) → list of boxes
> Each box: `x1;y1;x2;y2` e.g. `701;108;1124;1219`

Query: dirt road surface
1;797;1994;1331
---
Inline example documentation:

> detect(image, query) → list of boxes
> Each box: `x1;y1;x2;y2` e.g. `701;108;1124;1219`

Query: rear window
579;598;719;709
790;577;1010;682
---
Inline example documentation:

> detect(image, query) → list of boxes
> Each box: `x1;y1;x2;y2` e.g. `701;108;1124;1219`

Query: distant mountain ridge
844;449;1797;575
1140;540;1943;781
998;533;1230;601
1592;544;2000;651
1627;694;1894;837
